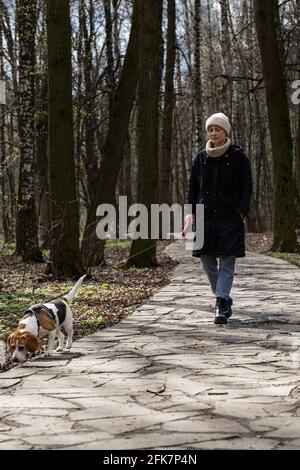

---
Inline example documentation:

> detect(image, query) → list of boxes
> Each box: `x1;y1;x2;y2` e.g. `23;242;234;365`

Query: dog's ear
6;333;15;353
24;333;39;353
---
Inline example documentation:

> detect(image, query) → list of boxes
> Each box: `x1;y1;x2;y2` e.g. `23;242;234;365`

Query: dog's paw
56;346;64;352
65;344;72;350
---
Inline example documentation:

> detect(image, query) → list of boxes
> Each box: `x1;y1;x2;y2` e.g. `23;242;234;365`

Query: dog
7;275;86;363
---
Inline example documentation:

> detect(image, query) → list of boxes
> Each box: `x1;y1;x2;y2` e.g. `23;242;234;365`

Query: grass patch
265;251;300;268
0;245;15;256
0;279;123;341
0;284;76;340
81;314;105;327
0;239;176;370
106;240;131;249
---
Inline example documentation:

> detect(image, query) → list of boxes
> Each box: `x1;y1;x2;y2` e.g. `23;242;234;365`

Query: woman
186;112;252;324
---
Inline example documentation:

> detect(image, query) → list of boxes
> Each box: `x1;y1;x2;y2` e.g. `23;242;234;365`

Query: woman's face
207;125;227;147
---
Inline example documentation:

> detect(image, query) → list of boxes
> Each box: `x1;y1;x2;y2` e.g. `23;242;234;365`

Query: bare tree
79;0;98;204
15;0;43;261
103;0;115;115
36;0;50;248
160;0;176;206
0;1;10;242
0;0;12;242
254;0;298;251
193;0;204;149
295;0;300;205
219;0;233;113
46;0;84;277
127;0;163;267
81;0;140;267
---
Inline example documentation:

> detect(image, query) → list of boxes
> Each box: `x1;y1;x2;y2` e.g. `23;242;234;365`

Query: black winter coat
187;144;252;258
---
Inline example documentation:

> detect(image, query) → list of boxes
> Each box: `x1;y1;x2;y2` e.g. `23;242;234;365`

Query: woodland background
0;0;300;279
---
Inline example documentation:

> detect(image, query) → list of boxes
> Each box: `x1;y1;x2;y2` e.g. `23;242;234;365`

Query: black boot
225;297;233;319
214;297;228;324
215;297;233;323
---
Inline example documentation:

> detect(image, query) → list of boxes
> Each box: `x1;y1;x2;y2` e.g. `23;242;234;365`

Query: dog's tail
64;275;86;302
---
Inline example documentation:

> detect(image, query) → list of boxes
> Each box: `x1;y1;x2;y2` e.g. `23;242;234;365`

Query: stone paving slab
1;241;300;449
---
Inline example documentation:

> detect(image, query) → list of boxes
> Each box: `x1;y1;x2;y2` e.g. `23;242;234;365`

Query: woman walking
186;113;252;324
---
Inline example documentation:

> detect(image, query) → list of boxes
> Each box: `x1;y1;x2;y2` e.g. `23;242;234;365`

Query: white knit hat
206;113;231;135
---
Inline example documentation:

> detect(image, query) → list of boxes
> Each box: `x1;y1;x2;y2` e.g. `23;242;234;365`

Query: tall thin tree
46;0;84;277
81;0;140;267
0;0;11;242
193;0;203;150
79;0;98;204
103;0;115;115
127;0;163;267
160;0;176;206
219;0;233;114
254;0;298;251
295;0;300;205
15;0;43;261
36;0;50;248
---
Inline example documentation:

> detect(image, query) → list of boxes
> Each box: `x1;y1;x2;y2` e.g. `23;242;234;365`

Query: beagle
7;275;86;363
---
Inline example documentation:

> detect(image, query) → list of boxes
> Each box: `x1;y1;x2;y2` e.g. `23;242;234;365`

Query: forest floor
245;231;300;268
0;240;177;370
1;232;300;371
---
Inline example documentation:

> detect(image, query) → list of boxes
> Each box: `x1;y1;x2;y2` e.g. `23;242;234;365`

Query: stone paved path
1;241;300;450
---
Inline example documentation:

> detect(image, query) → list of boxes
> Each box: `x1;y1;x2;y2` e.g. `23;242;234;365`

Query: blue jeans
201;255;236;300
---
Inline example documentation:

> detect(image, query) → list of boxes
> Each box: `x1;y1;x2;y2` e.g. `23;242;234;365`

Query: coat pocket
233;207;244;223
223;200;244;224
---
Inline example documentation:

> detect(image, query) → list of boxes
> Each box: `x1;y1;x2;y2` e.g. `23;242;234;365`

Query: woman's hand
185;214;195;226
182;214;195;237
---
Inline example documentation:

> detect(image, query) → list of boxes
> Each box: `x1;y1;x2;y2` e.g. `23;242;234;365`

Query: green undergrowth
0;281;113;341
0;238;175;371
265;251;300;268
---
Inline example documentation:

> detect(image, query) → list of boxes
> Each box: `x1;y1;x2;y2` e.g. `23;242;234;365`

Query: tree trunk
295;0;300;211
75;0;83;202
117;131;131;203
81;0;140;267
296;92;300;213
159;0;175;206
103;0;115;115
2;1;19;232
254;0;298;251
0;0;12;242
46;0;84;278
79;0;98;205
123;132;132;206
15;0;43;262
127;0;163;268
112;0;120;80
36;2;50;248
206;0;217;114
193;0;204;150
36;71;50;249
219;0;233;114
2;1;19;130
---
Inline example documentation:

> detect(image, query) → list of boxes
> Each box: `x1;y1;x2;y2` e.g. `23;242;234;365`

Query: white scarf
206;138;231;158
